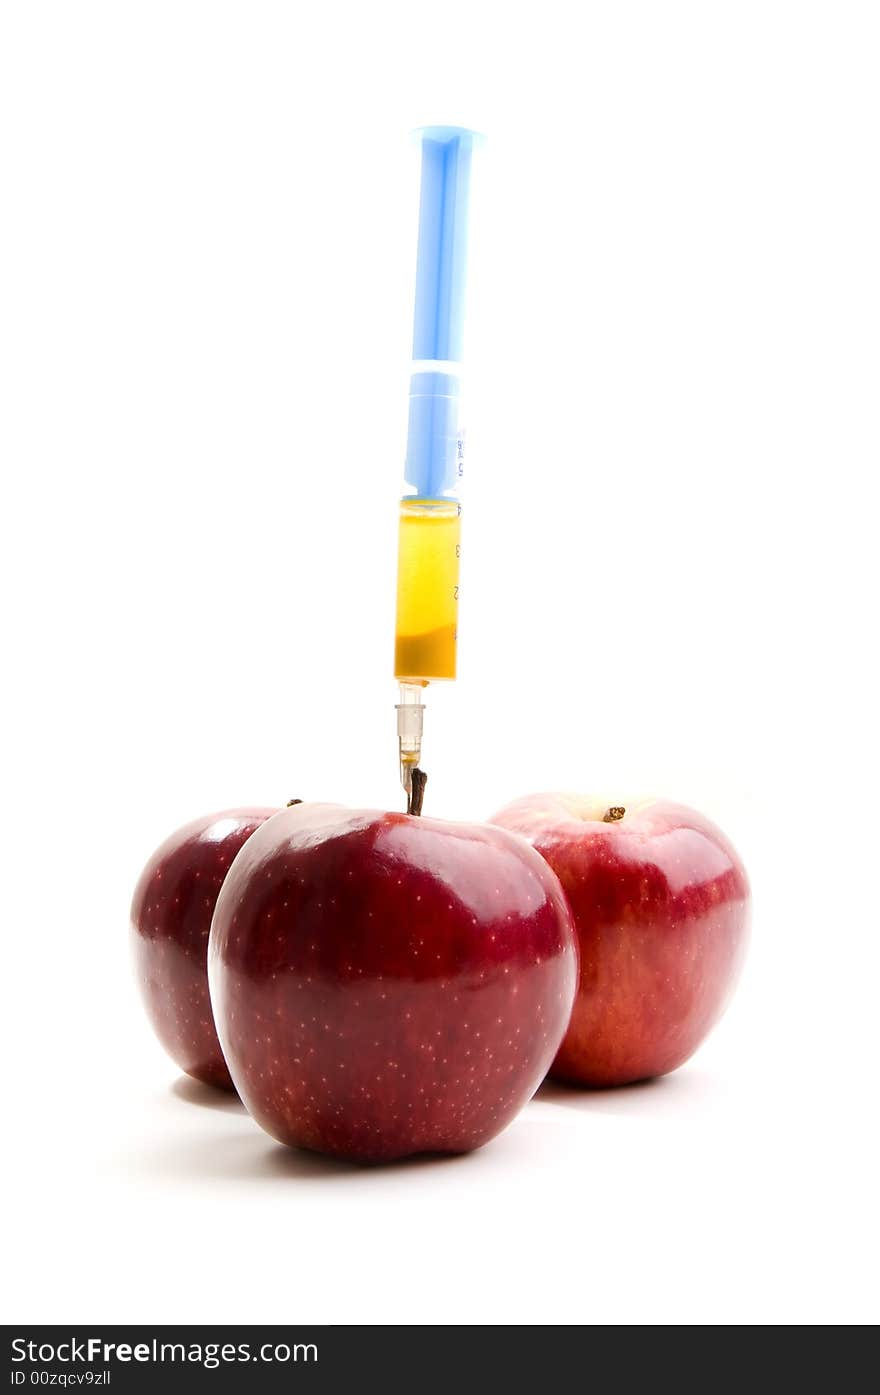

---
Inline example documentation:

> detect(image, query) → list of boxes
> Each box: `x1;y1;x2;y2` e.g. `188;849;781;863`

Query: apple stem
603;806;625;822
286;799;303;807
408;768;427;817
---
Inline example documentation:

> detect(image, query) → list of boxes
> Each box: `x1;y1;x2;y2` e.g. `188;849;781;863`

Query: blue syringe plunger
411;126;476;364
405;127;478;500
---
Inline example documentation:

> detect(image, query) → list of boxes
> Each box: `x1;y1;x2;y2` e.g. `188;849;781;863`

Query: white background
2;1;878;1326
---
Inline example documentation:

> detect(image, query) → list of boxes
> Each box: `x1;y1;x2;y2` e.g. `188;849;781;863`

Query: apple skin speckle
489;794;751;1087
130;807;278;1089
209;804;578;1162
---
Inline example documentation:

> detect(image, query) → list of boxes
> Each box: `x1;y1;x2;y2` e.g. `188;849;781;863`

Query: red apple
131;807;277;1088
489;795;750;1087
208;802;578;1161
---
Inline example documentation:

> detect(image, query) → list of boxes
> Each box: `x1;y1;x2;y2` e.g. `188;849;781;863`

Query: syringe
394;127;478;809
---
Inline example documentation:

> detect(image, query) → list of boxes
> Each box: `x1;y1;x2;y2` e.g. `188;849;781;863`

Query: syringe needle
396;682;425;804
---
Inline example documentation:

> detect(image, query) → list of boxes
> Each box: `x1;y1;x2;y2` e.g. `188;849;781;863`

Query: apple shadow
128;1109;478;1186
143;1132;472;1185
533;1067;712;1116
258;1141;468;1182
171;1075;245;1113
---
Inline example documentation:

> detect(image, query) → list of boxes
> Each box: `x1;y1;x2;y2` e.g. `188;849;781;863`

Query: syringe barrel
394;496;460;681
404;365;463;500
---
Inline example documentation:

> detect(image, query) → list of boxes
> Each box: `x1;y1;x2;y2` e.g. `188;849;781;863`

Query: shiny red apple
131;807;277;1088
208;802;578;1161
489;794;750;1087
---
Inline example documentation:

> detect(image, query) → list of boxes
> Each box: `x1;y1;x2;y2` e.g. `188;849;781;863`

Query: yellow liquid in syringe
394;499;461;681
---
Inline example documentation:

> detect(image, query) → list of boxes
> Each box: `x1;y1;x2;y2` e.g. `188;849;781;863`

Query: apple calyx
603;806;626;823
286;799;303;808
408;768;427;817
